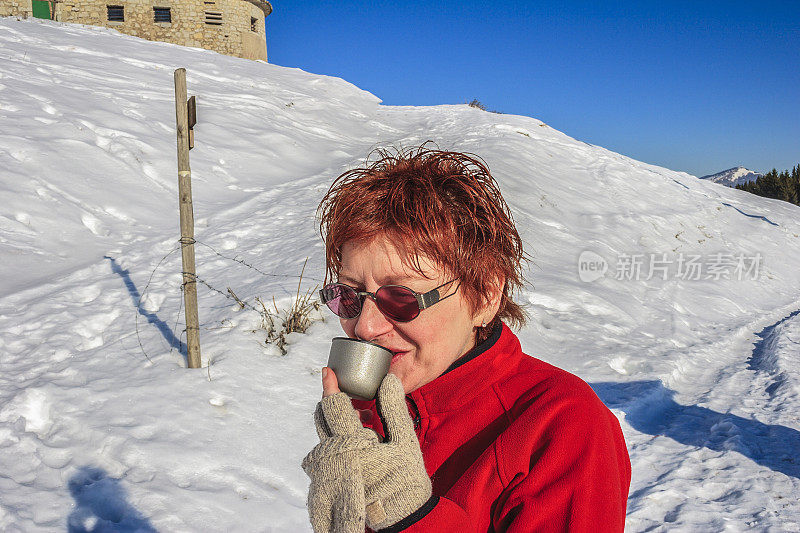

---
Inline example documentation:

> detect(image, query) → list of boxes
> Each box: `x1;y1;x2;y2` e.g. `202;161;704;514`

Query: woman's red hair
317;145;527;341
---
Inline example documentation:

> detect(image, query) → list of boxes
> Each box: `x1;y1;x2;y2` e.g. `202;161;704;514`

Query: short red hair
317;145;527;340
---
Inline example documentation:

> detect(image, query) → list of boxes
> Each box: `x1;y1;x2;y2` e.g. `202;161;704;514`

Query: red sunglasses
319;278;459;322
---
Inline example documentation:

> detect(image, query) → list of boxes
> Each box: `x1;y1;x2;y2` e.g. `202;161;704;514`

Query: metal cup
327;337;393;400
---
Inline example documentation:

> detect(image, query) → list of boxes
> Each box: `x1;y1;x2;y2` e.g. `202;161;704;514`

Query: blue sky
267;1;799;177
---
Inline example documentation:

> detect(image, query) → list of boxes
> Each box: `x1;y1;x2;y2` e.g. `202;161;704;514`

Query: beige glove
302;374;432;532
360;373;432;531
301;393;377;533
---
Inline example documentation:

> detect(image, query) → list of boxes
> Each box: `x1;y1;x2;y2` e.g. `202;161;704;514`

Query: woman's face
337;233;485;394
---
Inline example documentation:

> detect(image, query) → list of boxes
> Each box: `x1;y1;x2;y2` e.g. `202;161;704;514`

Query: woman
302;147;631;532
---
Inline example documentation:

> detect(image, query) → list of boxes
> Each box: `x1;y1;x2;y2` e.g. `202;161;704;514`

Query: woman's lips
391;351;407;363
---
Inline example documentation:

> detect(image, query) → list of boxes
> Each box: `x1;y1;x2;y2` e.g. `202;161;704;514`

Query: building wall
0;0;269;61
0;0;34;17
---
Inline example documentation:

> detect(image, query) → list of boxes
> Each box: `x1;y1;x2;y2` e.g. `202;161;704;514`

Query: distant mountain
699;166;762;187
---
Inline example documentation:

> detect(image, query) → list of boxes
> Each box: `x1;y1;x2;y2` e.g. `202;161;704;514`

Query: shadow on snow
745;308;800;398
67;466;157;532
720;202;779;226
105;256;186;361
592;380;800;480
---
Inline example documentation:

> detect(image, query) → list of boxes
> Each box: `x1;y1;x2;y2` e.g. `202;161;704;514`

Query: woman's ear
474;276;505;326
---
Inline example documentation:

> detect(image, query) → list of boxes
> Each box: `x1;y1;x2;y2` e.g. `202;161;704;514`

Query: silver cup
327;337;393;400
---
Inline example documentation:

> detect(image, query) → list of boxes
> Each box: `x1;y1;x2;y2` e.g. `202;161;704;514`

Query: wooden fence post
174;68;201;369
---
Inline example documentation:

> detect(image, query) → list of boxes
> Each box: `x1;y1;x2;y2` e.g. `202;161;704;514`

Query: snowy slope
2;17;800;532
700;166;763;188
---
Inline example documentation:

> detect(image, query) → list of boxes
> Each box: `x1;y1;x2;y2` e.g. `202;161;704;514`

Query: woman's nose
353;295;393;341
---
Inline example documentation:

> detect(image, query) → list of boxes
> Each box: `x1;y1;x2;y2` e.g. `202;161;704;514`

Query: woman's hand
302;371;377;533
303;372;431;532
358;374;432;530
322;367;373;425
321;366;340;397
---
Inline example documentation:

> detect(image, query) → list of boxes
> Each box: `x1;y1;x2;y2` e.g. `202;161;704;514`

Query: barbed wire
134;237;322;364
194;238;324;283
184;271;264;315
169;283;185;358
135;244;180;363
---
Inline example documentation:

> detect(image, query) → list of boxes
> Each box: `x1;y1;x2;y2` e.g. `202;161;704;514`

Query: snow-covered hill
2;17;800;532
700;166;763;187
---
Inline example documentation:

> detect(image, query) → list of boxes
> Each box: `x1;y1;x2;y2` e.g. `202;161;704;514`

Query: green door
32;0;52;19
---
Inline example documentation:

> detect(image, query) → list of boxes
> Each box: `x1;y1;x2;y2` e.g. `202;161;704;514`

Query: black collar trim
440;321;502;378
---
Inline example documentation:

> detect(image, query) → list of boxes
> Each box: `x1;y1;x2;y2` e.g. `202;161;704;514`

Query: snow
700;166;763;188
2;16;800;532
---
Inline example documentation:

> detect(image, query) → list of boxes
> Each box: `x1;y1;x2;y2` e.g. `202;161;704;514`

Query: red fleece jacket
353;322;631;533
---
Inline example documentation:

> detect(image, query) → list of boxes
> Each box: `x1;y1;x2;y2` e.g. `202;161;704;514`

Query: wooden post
174;68;201;369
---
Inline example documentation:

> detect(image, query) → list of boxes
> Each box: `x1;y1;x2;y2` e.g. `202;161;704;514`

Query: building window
107;5;124;21
250;17;257;32
153;7;171;22
204;10;222;25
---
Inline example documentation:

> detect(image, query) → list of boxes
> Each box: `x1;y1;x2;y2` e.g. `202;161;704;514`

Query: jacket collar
440;320;503;376
408;322;521;414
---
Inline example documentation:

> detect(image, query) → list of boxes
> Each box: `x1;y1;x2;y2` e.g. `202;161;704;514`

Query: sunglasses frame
319;278;460;322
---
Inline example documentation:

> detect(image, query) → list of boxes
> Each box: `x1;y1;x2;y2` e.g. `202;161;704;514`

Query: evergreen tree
778;170;797;204
734;163;800;207
793;164;800;206
761;169;781;200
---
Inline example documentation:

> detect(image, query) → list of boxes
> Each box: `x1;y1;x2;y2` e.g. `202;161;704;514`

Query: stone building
0;0;272;61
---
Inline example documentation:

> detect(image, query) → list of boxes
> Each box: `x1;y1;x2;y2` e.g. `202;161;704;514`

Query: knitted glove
359;374;432;531
301;392;378;533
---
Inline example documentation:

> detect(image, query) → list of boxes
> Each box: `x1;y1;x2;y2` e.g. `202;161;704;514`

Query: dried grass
256;258;320;355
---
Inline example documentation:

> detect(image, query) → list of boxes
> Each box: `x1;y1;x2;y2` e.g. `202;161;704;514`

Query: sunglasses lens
322;284;362;319
376;285;420;322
